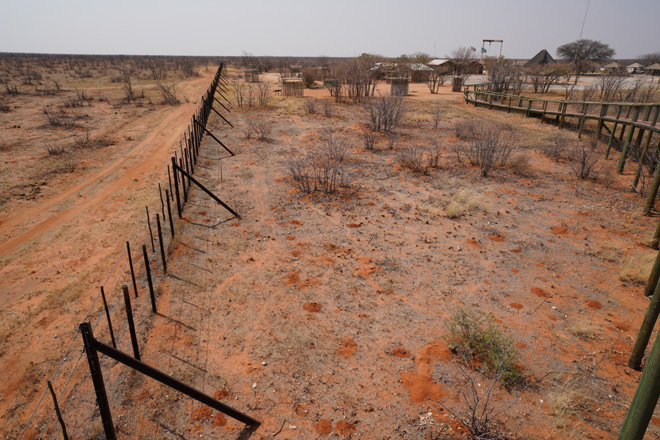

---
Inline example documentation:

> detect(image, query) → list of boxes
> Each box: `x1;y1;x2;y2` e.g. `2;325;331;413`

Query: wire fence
17;62;232;440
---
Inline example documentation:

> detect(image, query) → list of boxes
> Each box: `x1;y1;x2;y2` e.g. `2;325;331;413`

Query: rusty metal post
145;206;155;252
126;241;138;298
156;214;167;274
100;286;116;348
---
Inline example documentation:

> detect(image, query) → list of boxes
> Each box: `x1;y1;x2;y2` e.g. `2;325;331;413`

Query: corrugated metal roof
428;59;451;66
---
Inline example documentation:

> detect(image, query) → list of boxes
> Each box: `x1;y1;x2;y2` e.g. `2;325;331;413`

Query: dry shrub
158;83;179;105
322;100;333;117
45;142;66;156
253;119;272;141
304;98;317;115
507;155;533;176
242;119;255;139
256;81;271;106
543;134;568;161
362;126;375;150
43;107;78;129
367;94;405;132
397;146;429;174
568;137;603;180
445;188;483;219
620;251;656;285
460;120;516;177
286;133;350;194
427;143;442;169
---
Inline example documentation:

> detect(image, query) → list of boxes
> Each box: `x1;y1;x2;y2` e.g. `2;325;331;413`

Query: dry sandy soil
3;63;660;439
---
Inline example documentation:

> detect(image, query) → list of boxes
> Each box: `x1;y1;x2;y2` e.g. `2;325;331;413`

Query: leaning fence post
158;183;166;223
126;241;138;298
122;285;140;361
146;206;155;253
171;157;182;218
645;156;660;215
165;189;175;238
47;380;69;440
618;107;640;174
80;322;116;440
156;214;167;274
100;286;116;348
167;164;174;201
142;245;157;313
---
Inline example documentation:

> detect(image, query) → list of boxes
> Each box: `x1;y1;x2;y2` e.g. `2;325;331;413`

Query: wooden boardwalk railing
464;84;660;214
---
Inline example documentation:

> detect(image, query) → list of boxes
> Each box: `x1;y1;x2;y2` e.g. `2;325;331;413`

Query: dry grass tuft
445;188;484;219
619;251;655;284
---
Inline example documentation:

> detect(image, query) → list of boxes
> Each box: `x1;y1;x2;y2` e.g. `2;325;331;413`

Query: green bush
444;308;522;387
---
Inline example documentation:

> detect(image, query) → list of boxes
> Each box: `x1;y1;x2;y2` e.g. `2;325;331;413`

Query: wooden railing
464;84;660;214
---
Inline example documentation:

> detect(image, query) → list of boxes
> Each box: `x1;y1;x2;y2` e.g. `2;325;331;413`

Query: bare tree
367;94;405;133
596;73;626;102
427;69;447;94
486;58;523;94
568;137;603;180
449;46;477;92
462;121;516;177
256;81;271;106
525;64;566;94
233;80;246;108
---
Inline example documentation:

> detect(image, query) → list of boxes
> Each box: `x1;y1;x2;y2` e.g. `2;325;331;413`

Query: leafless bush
462;121;516;177
427;69;447;94
0;103;10;113
43;107;78;128
54;158;77;174
454;120;474;140
568;137;603;180
362;126;375;150
367;94;405;133
242;119;255;139
1;80;19;95
443;360;514;440
233;80;246;108
507;155;533;176
158;83;179;105
179;59;199;77
73;131;92;149
543;134;567;161
286;133;351;194
431;102;444;130
322;100;333;117
427;143;442;169
597;74;625;102
44;142;66;156
253;119;272;141
304;99;317;115
486;58;523;94
246;83;256;108
256;81;271;106
397;146;429;174
386;132;397;150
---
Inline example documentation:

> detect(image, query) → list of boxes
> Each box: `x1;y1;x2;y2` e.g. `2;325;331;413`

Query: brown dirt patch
551;226;569;235
191;406;212;421
212;413;227;427
490;234;505;242
337;337;357;357
532;287;550;298
335;420;356;436
400;371;444;403
289;220;302;225
286;235;296;241
347;223;362;228
586;300;603;309
303;302;322;312
391;348;410;358
285;271;300;286
316;419;332;434
510;303;524;309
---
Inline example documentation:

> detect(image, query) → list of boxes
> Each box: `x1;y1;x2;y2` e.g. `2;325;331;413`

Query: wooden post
165;189;174;238
618;107;640;173
606;106;624;159
596;104;608;137
145;206;155;252
559;102;567;129
142;245;157;313
156;214;167;274
645;156;660;215
633;109;660;188
100;286;116;348
126;241;138;298
47;380;69;440
619;323;660;439
79;322;116;440
122;285;140;360
651;218;660;250
577;106;588;139
171;157;182;218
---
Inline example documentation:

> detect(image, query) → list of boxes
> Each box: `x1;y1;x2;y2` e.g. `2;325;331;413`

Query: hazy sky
1;0;658;60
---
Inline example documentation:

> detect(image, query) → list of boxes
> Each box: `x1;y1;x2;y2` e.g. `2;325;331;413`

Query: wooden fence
464;84;660;213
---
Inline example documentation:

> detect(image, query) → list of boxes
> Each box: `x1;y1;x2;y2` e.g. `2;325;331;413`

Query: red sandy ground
3;68;660;439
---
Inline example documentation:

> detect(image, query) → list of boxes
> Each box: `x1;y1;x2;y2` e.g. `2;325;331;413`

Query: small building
390;77;409;96
427;59;455;74
603;61;623;74
409;63;434;82
645;63;660;76
524;49;556;68
243;68;259;83
627;62;645;74
281;78;304;97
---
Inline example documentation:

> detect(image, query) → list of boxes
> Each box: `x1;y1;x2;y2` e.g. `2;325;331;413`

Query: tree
449;46;477;92
637;52;660;66
556;39;615;73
